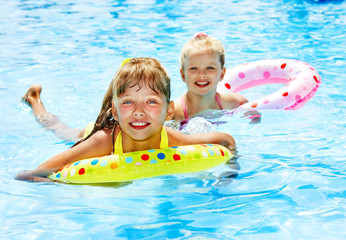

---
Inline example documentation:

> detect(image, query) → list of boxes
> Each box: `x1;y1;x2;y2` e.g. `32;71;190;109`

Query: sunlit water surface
0;0;345;239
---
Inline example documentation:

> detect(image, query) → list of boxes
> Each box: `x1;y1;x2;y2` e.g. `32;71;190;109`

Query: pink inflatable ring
217;59;321;110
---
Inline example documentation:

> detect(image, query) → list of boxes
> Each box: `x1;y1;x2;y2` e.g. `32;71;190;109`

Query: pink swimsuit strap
182;94;224;120
182;94;189;120
215;93;224;110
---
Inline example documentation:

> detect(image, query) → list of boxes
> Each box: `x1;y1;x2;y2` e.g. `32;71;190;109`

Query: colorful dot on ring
81;159;89;164
179;149;188;155
225;83;231;89
220;149;225;156
208;149;214;156
65;164;72;169
150;160;158;164
125;157;133;164
263;71;271;79
70;168;76;176
173;154;181;161
91;159;99;165
141;154;150;161
238;72;245;78
202;151;208;158
78;168;85;175
100;160;108;167
110;162;118;169
186;146;195;151
157;153;165;160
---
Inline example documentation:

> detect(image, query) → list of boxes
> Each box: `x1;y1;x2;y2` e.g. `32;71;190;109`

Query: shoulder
79;127;116;151
90;128;113;140
173;96;185;121
218;92;249;109
68;127;118;159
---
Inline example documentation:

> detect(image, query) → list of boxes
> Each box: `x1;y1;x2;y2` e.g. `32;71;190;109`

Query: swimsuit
83;122;94;138
113;127;169;154
181;93;223;120
83;124;169;154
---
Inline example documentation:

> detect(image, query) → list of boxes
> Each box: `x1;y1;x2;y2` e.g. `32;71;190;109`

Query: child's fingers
241;111;261;124
15;170;53;182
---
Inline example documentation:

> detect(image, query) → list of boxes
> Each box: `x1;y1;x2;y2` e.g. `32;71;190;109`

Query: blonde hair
180;33;225;71
112;57;171;103
73;57;170;148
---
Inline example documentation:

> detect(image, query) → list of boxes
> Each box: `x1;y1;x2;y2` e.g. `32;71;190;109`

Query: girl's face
112;83;174;145
181;48;225;96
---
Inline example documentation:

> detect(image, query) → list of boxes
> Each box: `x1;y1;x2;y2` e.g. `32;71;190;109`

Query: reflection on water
1;0;345;239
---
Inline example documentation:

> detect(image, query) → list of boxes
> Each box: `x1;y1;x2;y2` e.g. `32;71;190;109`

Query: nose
134;112;145;118
133;103;145;118
198;70;207;79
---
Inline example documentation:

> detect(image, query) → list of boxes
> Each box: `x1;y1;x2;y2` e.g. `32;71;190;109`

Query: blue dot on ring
148;149;156;153
73;161;81;166
157;153;165;160
179;149;188;155
208;149;214;156
56;173;61;178
150;159;157;164
91;159;99;165
125;157;133;164
100;160;108;167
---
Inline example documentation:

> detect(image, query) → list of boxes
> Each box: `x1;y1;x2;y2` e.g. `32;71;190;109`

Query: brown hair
72;57;170;148
112;57;170;103
180;33;225;71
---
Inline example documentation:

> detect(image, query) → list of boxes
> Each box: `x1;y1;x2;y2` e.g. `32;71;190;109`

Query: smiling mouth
130;122;150;130
195;81;210;87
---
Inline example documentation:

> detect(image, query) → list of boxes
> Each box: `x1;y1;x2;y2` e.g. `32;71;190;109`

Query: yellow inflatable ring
48;144;232;184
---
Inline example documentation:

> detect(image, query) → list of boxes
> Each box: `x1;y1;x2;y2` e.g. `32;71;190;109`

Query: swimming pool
1;0;345;239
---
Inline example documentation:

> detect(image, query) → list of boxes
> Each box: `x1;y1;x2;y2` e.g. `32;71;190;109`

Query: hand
15;170;53;182
242;111;261;124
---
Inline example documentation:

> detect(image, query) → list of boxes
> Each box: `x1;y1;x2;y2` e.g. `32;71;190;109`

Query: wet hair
180;32;225;71
72;57;170;148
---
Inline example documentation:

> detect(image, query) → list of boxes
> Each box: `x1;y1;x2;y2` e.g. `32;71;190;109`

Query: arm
166;127;236;153
172;95;185;122
220;92;248;109
15;128;114;182
220;92;261;124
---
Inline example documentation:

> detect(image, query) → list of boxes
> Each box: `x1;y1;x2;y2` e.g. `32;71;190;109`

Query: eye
122;100;132;105
207;66;215;70
148;100;158;104
189;66;197;71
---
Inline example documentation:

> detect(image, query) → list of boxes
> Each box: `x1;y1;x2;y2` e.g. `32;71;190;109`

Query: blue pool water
1;0;345;239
